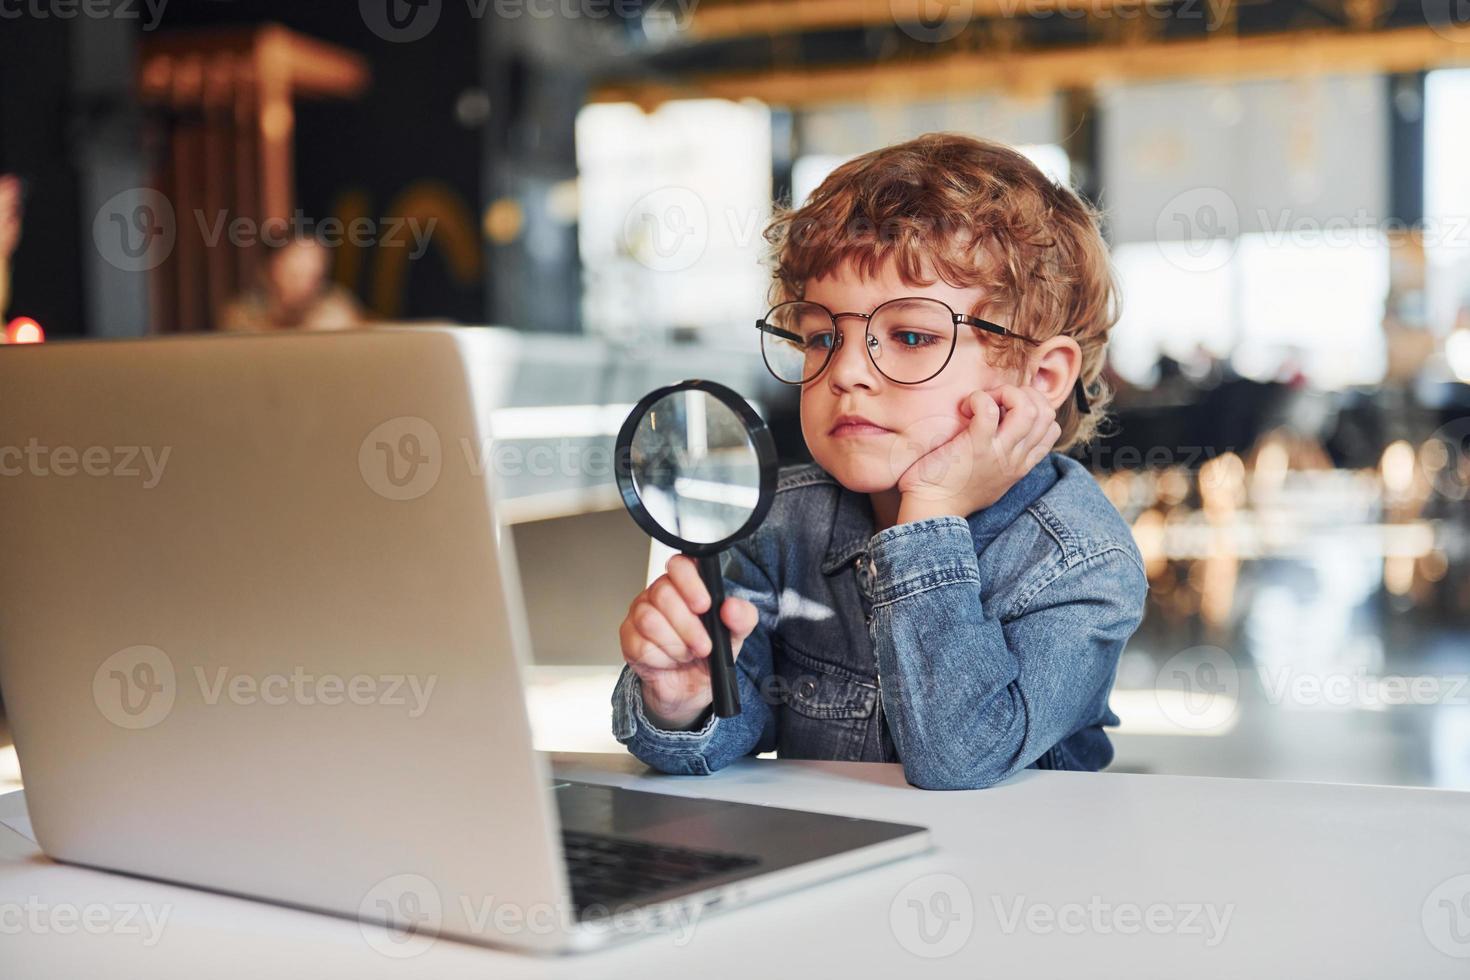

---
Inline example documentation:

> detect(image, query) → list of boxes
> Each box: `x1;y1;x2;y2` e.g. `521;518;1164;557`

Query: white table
2;752;1467;978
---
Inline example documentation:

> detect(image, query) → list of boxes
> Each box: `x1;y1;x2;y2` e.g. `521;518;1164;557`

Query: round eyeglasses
756;296;1092;414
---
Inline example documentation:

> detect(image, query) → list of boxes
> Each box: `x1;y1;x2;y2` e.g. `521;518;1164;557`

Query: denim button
797;678;816;699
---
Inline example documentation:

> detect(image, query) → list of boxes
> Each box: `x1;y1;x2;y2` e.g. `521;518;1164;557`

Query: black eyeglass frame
756;296;1092;415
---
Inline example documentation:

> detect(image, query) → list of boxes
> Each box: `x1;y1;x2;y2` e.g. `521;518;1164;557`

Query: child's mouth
830;422;891;437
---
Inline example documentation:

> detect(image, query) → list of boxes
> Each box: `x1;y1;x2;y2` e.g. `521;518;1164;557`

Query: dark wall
152;3;485;323
0;20;86;336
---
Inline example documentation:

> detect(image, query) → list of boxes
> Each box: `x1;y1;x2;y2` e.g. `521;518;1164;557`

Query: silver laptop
0;329;931;955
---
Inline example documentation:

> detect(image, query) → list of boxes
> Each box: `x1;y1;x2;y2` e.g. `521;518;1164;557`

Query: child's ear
1027;336;1083;414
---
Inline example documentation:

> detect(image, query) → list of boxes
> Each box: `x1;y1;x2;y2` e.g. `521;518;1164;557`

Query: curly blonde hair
761;132;1120;452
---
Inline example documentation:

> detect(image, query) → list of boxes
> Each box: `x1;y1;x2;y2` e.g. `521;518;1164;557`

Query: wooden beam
592;23;1470;108
683;0;1169;40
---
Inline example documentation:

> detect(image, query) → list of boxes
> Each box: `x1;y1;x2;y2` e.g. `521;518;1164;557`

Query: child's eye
805;331;835;351
889;329;940;349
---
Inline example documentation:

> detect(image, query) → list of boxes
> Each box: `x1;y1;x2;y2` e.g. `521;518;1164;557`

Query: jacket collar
820;453;1062;574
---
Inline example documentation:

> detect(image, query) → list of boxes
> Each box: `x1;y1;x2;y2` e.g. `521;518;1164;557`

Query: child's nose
826;324;880;390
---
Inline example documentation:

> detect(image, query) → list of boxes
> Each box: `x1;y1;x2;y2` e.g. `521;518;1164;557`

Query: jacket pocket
770;636;877;719
770;636;876;761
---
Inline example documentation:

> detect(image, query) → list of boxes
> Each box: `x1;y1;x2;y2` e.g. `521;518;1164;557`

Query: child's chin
812;454;899;494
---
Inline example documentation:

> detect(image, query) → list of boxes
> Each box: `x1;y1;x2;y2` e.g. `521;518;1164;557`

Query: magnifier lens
628;389;762;545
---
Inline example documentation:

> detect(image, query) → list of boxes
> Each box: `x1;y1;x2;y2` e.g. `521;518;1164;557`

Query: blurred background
2;0;1469;790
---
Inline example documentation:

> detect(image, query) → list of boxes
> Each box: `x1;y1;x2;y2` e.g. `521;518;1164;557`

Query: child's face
799;256;1024;495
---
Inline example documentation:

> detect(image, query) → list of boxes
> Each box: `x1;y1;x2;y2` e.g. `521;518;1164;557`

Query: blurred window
1425;68;1470;331
575;99;772;349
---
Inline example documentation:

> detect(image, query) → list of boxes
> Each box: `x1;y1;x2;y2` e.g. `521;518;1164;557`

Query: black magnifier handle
693;552;741;717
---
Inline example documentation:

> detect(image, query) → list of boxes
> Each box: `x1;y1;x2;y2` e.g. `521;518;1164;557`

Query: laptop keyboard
561;830;760;914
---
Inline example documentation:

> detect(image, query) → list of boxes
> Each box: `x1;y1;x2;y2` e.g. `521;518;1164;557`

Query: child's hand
894;384;1061;524
618;554;759;730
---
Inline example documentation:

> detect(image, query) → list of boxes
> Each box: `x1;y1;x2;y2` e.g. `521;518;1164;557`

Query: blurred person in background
219;232;364;332
0;175;20;318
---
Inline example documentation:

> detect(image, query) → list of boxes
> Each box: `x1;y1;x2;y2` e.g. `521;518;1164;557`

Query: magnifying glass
614;379;778;718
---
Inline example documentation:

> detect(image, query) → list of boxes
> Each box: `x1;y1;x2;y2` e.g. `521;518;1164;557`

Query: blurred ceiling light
483;197;524;245
1251;439;1290;499
1380;439;1417;496
1384;554;1415;595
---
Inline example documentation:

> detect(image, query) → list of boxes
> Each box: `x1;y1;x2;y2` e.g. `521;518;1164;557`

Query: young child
610;133;1148;790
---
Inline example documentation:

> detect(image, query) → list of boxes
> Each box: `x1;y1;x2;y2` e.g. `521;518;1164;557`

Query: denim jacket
610;451;1149;790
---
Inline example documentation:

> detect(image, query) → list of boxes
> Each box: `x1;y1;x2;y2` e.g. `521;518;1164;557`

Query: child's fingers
990;385;1038;455
647;575;711;656
998;385;1060;459
966;390;1000;440
620;608;691;670
664;554;711;613
720;597;759;648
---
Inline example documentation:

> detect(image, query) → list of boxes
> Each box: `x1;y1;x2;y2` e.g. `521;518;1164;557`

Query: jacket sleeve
610;532;781;775
865;515;1147;790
